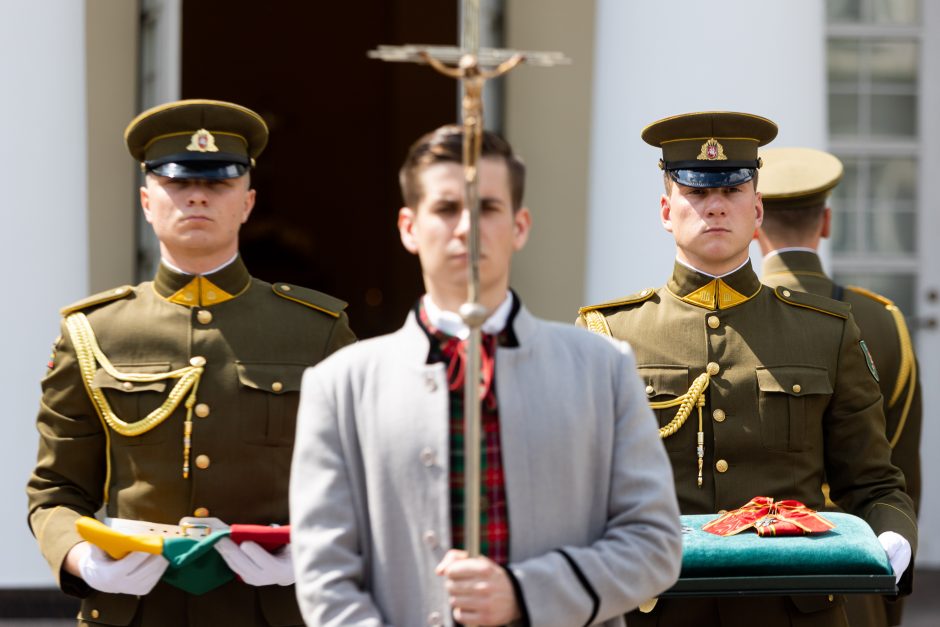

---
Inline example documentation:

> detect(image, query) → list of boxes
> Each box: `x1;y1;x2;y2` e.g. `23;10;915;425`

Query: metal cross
370;0;569;582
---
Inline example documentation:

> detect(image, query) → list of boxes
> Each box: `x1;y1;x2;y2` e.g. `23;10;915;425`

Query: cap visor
670;168;755;188
149;162;248;180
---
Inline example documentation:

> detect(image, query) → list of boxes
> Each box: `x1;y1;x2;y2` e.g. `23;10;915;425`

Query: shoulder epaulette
272;283;347;318
60;286;134;316
773;286;849;319
577;288;656;316
845;285;894;308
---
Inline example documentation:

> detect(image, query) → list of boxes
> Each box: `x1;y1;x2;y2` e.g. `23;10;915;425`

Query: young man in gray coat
290;125;683;627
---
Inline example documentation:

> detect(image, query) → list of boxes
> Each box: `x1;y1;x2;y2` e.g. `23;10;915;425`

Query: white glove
878;531;912;583
214;537;294;586
74;542;169;595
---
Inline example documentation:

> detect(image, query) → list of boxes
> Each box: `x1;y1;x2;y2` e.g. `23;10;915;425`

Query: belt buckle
180;522;213;538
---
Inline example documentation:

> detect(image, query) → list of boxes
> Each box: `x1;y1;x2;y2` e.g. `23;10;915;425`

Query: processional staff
369;4;568;619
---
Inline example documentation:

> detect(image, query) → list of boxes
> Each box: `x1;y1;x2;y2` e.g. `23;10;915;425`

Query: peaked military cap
124;99;268;180
758;147;844;211
642;111;778;188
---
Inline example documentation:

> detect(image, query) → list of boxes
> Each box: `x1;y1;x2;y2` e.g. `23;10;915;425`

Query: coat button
197;310;213;324
419;447;436;467
190;356;206;367
425;375;438;392
272;381;283;393
713;409;726;422
645;385;655;396
423;530;439;548
195;454;210;469
792;384;802;394
706;362;720;376
195;403;210;418
707;315;720;329
783;289;792;297
121;381;134;391
193;507;209;517
716;459;729;473
280;284;292;292
91;609;100;619
427;611;443;626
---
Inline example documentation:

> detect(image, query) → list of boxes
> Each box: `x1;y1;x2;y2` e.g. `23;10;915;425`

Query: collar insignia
697;138;727;161
186;129;219;153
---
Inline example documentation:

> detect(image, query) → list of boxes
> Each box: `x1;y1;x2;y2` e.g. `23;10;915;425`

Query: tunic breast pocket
93;363;171;446
637;365;691;452
235;361;307;446
756;365;832;452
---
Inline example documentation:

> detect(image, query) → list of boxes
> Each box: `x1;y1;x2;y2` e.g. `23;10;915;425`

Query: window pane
831;209;858;252
865;210;916;253
870;157;916;201
827;0;862;22
829;94;860;135
870;94;917;136
829;157;860;253
828;40;860;82
870;0;919;25
832;272;916;315
869;41;918;84
865;157;917;253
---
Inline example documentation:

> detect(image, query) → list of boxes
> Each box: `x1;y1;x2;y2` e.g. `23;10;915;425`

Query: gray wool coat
290;305;683;627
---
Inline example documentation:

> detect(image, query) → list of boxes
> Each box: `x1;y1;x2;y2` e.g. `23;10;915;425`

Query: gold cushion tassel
65;313;206;499
649;372;710;487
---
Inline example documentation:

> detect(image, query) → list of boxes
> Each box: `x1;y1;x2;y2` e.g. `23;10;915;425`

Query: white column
0;0;88;586
586;0;826;301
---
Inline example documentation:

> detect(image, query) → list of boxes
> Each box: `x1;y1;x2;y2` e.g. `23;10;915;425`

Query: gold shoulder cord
65;313;204;502
886;305;916;448
650;372;710;487
582;310;612;337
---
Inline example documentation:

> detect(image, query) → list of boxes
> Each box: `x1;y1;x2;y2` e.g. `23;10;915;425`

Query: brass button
195;403;210;418
716;459;729;473
645;385;655;396
281;284;292;292
272;381;283;393
707;315;720;329
640;288;651;297
121;381;134;391
828;594;834;602
190;356;206;367
713;409;726;423
193;507;209;517
706;362;720;376
792;384;802;394
206;290;217;301
783;289;792;297
197;310;213;324
195;454;210;469
113;288;127;296
90;610;100;619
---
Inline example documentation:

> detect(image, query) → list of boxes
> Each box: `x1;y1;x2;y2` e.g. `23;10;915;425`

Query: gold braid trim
650;372;710;486
581;310;612;337
65;312;204;482
886;305;916;448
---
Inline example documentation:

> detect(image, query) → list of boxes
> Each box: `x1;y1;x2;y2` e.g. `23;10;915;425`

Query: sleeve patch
860;340;880;382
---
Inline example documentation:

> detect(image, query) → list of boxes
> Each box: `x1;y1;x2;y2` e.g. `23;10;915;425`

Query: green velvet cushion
679;513;892;577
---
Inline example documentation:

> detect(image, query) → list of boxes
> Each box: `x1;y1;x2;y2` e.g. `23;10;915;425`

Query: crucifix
369;0;569;597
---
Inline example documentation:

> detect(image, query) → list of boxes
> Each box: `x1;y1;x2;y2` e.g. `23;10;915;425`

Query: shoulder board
773;286;849;320
60;285;134;316
272;283;347;318
578;288;655;315
845;285;894;308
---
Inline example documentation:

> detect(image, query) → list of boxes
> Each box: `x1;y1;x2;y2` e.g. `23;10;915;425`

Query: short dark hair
399;125;526;211
760;202;826;239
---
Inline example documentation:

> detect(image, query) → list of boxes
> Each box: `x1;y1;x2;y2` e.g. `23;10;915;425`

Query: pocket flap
637;365;690;398
236;362;307;394
756;365;832;396
93;362;171;393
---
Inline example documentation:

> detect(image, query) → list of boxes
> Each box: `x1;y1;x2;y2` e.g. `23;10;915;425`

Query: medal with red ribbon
703;496;835;537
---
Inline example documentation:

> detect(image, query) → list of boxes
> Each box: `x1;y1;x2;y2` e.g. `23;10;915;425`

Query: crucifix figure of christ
369;2;569;605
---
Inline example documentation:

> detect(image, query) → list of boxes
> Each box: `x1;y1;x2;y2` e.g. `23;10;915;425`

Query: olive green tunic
27;256;355;627
763;250;922;627
578;261;917;627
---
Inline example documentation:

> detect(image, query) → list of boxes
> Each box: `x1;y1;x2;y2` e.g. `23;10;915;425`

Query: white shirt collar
675;256;750;279
762;247;818;262
422;291;514;340
161;252;239;277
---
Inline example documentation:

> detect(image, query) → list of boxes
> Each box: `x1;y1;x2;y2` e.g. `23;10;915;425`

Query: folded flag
702;496;835;537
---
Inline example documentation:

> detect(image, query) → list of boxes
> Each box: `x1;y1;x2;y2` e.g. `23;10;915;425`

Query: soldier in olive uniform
577;112;917;627
756;147;922;627
27;99;355;626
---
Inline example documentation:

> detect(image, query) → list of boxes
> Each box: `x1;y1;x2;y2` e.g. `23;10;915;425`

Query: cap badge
697;138;727;161
186;129;219;153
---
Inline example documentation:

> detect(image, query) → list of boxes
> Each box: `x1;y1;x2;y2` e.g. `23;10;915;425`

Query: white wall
586;0;826;301
0;0;89;586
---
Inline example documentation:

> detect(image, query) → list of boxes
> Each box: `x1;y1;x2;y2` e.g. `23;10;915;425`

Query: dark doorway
181;1;458;338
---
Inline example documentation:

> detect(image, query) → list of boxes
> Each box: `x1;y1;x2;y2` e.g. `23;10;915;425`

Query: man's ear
398;207;419;255
241;188;256;224
140;186;153;224
754;191;764;228
512;207;532;251
821;206;832;239
660;194;673;233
